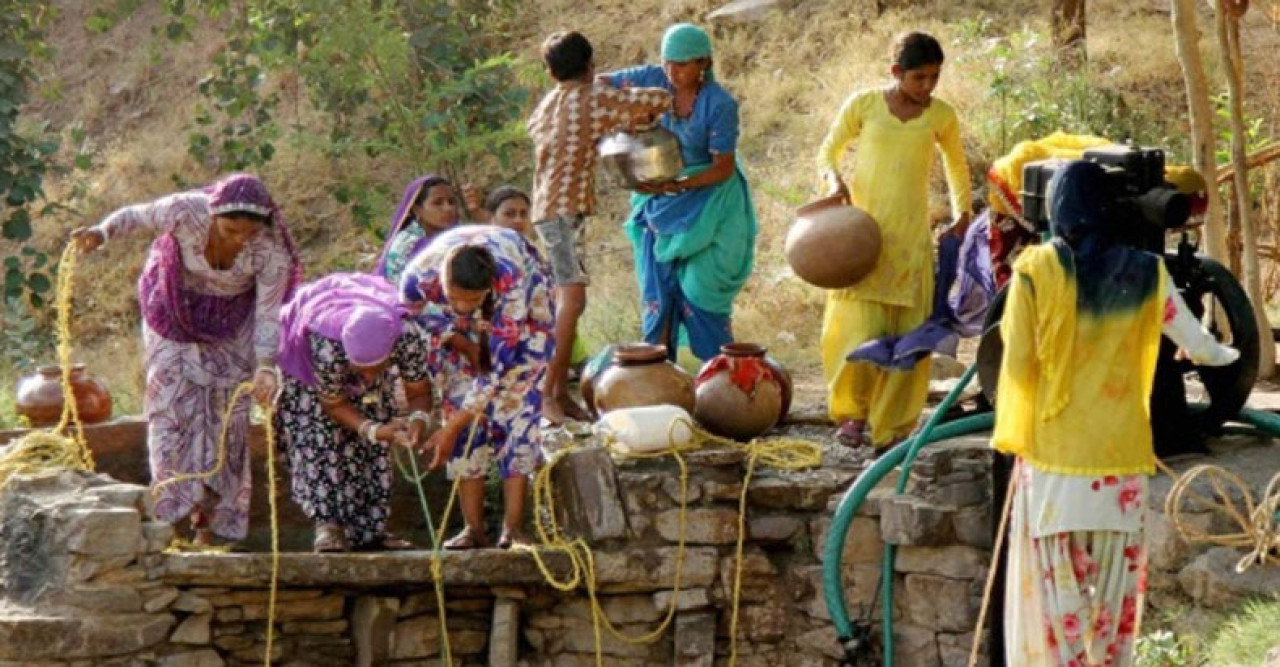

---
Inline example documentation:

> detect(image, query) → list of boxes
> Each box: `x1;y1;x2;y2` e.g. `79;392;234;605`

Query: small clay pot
786;194;881;289
15;364;113;427
693;343;785;441
593;343;696;416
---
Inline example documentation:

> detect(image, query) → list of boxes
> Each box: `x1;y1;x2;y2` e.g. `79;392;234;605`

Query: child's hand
70;227;105;254
460;183;487;221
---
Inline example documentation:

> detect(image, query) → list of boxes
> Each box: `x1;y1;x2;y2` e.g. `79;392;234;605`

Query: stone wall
0;432;1000;666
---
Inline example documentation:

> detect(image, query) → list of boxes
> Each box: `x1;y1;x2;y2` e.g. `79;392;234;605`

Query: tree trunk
1215;0;1274;377
1170;0;1228;262
1051;0;1088;65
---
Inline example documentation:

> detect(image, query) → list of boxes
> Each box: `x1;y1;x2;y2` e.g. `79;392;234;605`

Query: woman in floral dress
993;161;1237;666
274;272;432;552
71;174;301;546
400;225;554;549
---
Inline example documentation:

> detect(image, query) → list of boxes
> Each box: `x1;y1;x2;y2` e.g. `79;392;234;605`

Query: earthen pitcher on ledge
15;363;113;427
694;343;789;440
592;343;696;416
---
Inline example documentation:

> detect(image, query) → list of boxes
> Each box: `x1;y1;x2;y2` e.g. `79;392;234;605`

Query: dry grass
3;0;1279;425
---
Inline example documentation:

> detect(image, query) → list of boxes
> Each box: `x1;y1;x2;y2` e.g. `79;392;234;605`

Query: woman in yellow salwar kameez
816;32;972;448
994;161;1236;666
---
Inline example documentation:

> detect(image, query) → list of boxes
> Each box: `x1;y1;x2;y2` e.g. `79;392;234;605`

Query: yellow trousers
820;276;932;447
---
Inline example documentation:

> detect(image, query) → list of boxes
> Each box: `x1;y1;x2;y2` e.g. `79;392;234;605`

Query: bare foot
557;393;592;422
193;528;216;548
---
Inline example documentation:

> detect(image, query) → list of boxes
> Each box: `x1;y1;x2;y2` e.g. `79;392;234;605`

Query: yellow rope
519;416;822;667
1158;458;1280;573
0;244;94;490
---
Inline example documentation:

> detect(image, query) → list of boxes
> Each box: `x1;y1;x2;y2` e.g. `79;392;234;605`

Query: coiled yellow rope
1158;459;1280;573
0;244;94;490
518;416;822;667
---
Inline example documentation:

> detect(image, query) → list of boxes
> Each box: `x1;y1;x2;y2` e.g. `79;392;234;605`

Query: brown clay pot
785;193;881;289
693;343;785;441
763;355;793;422
15;364;113;427
593;343;696;416
579;344;619;418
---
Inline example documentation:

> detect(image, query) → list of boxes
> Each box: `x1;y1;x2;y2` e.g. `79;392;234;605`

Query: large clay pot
15;364;113;427
593;343;696;416
785;194;881;289
693;343;785;440
579;344;619;418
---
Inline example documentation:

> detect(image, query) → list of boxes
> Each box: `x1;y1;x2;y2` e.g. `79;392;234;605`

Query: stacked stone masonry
0;434;1007;666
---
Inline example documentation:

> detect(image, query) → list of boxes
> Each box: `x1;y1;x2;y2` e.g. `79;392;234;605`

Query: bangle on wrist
408;411;431;427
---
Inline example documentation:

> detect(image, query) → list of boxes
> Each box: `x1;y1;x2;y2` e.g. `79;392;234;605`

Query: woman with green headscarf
600;23;757;361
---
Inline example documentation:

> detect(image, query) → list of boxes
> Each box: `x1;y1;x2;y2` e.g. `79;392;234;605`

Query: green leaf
4;256;18;269
2;209;32;241
27;272;50;294
74;153;92;170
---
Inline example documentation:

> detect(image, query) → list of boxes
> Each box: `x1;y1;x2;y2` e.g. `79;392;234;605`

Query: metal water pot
599;125;683;189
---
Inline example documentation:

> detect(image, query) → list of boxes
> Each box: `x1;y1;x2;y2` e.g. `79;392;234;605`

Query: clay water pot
593;343;696;416
579;344;619;418
762;355;793;422
15;364;113;427
693;343;785;440
785;194;881;289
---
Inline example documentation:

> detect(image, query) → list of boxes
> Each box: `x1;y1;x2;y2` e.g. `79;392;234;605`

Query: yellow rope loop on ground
519;415;822;667
1159;459;1280;573
0;244;94;491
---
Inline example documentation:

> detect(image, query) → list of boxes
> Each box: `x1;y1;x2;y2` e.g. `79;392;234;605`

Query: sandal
357;532;416;552
836;420;868;448
443;527;492;550
313;524;351;553
497;530;534;550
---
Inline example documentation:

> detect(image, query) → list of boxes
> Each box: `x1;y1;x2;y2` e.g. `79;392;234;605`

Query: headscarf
276;272;406;387
139;173;302;345
661;23;715;81
373;174;451;275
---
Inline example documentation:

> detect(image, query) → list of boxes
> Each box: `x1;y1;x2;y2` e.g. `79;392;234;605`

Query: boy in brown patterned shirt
528;31;670;423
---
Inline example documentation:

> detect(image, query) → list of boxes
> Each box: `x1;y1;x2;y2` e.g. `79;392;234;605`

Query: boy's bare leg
543;283;591;424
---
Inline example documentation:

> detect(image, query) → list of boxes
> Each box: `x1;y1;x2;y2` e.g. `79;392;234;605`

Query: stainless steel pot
599;125;683;189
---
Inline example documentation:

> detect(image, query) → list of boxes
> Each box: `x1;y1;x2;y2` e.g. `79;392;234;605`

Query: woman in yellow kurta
816;31;972;448
993;161;1237;666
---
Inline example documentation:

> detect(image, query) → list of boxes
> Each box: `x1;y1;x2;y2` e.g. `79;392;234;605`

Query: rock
1178;546;1280;606
68;583;143;613
654;508;742;545
172;593;213;614
390;614;440;659
675;611;716;666
489;597;519;667
937;631;987;667
600;594;667;624
723;602;787;641
60;507;143;556
170;613;213;645
352;596;399;666
684;447;745;467
552;446;629;541
811;515;883;569
241;594;344;621
207;589;325;606
213;634;255;651
719;549;777;603
904;575;978;632
282;619;348;635
930;355;968;381
158;649;225;667
952;505;994;549
707;0;782;23
702;480;744;501
927;478;988;507
796;625;846;661
559;614;669;658
747;469;857;510
490;585;526;600
893;623;940;667
653;588;712;612
1147;510;1212;571
747;514;804;542
143;587;181;612
143;522;175;553
69;554;135;582
880;497;955;546
594;547;719;592
895;546;990;580
215;607;242;623
662;475;702;504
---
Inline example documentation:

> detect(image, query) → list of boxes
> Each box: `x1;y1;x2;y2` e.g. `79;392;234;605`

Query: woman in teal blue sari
601;23;757;361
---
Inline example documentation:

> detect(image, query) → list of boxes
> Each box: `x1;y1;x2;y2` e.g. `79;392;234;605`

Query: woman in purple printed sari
374;174;461;284
71;174;301;546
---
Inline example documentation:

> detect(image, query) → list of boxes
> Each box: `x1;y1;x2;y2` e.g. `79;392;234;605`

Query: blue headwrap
661;23;715;81
1047;160;1159;314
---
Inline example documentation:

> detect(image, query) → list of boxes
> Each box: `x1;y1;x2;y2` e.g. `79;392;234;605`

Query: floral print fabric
275;329;429;547
1005;459;1148;666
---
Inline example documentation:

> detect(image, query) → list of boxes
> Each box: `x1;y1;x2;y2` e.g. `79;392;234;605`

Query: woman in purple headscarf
375;174;463;284
274;272;432;552
70;173;302;546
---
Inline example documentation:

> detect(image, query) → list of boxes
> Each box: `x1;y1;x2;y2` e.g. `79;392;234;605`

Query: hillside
4;0;1279;420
